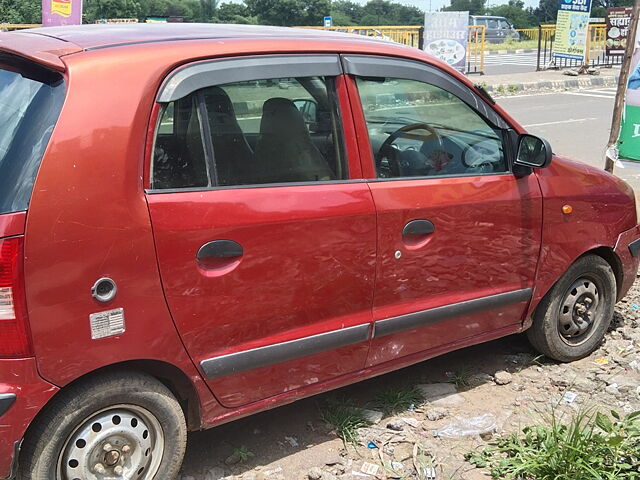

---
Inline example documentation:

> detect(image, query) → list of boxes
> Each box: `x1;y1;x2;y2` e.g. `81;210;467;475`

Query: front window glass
151;76;346;189
355;77;507;179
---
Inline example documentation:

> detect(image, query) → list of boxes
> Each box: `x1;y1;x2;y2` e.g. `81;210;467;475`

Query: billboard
606;7;633;56
552;0;593;61
42;0;82;27
424;11;469;74
619;24;640;162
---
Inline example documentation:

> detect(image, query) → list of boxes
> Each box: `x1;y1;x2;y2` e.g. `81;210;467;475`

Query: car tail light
0;237;32;357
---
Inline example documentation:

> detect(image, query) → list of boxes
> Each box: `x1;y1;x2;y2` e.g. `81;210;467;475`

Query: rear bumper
0;358;58;479
614;224;640;300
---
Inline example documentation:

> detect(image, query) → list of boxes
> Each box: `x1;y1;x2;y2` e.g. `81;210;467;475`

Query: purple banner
42;0;83;26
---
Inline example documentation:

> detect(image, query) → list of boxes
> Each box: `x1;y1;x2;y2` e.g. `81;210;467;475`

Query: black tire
527;255;616;362
18;371;187;480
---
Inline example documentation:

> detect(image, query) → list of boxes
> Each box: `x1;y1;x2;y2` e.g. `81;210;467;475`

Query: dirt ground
178;277;640;480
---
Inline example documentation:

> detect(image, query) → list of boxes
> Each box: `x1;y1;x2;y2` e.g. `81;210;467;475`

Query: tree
487;0;538;28
245;0;330;26
0;0;41;23
443;0;486;15
217;2;256;23
85;0;142;21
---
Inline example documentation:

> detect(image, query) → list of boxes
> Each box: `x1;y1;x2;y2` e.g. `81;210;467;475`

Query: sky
355;0;541;10
223;0;542;10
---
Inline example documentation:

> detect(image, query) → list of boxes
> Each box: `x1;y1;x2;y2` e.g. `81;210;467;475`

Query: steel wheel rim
57;404;164;480
557;276;602;346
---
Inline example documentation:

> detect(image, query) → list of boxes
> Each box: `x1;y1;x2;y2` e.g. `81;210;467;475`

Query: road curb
484;74;619;96
484;49;536;56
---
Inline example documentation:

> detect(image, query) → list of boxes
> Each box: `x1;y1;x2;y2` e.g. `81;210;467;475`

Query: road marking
565;91;616;99
483;53;538;66
523;117;597;127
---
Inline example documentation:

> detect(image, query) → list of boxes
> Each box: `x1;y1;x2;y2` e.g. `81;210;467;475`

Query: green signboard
619;25;640;161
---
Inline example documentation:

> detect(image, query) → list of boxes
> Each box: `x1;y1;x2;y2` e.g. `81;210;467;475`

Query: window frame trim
149;60;354;191
341;54;515;181
157;54;344;103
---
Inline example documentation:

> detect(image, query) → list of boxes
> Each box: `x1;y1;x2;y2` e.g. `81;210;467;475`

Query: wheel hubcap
58;405;164;480
559;277;600;344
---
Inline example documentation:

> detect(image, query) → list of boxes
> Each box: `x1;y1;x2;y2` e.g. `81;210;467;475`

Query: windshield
0;56;65;215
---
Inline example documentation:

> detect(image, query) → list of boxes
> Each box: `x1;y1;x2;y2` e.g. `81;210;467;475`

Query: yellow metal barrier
586;24;606;63
297;25;486;73
516;27;555;41
467;25;485;74
299;25;422;48
0;24;41;30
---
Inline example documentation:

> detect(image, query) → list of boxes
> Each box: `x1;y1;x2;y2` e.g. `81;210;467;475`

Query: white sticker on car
89;308;125;339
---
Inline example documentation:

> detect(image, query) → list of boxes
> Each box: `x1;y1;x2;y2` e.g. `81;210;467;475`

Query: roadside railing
467;25;486;75
298;25;423;48
516;26;555;42
0;24;41;31
536;23;619;71
297;25;486;74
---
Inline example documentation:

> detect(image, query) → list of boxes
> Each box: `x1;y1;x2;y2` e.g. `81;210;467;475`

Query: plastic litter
421;466;437;479
367;441;378;449
360;462;381;475
594;357;609;365
390;461;404;471
434;413;497;438
632;304;640;310
562;391;577;404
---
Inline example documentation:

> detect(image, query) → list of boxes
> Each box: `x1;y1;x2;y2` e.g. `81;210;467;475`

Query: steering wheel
375;123;444;178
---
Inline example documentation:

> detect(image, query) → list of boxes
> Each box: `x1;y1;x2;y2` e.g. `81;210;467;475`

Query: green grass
446;368;472;389
320;399;370;445
465;408;640;479
373;386;424;414
227;445;254;464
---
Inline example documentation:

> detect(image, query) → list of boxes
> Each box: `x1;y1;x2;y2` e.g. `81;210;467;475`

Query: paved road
482;51;538;75
498;87;616;169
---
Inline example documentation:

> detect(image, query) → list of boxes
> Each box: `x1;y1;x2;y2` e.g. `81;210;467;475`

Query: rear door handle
197;240;243;260
403;219;435;236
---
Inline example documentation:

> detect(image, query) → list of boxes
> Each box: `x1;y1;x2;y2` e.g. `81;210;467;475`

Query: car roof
18;23;390;51
1;23;402;70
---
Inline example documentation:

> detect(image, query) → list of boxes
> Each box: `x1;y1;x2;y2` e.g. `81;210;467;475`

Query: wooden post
605;2;640;173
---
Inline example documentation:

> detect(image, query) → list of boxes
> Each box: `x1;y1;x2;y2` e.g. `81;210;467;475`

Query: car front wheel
18;371;187;480
527;255;616;362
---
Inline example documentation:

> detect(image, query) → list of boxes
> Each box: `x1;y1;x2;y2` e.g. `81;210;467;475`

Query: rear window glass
0;56;65;215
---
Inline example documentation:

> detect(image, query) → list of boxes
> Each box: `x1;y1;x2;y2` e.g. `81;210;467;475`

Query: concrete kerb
483;74;619;97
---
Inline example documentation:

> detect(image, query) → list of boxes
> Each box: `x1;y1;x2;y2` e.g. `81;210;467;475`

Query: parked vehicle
0;23;638;480
470;15;521;43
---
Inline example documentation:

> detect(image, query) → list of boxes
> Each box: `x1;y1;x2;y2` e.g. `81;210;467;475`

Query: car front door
146;55;376;408
342;55;542;367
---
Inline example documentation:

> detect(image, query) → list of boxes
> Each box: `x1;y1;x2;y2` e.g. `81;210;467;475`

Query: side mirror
293;99;318;125
514;134;552;169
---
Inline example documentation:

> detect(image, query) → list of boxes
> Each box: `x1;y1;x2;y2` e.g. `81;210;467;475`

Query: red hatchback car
0;24;639;479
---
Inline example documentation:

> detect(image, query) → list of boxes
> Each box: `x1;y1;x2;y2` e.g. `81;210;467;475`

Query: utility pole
605;1;640;173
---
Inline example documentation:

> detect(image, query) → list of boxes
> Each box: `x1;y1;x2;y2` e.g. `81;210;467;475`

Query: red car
0;24;638;480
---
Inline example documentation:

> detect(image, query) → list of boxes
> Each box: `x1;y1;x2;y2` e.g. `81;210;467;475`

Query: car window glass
355;77;507;179
151;76;346;189
486;19;499;29
499;20;511;29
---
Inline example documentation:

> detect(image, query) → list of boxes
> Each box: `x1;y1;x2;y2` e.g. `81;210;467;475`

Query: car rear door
342;55;542;367
146;55;376;408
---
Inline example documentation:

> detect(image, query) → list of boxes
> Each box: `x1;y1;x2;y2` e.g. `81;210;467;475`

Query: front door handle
403;219;435;237
197;240;243;260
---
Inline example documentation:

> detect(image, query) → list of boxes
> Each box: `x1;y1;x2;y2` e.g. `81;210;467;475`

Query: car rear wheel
18;371;187;480
527;255;616;362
